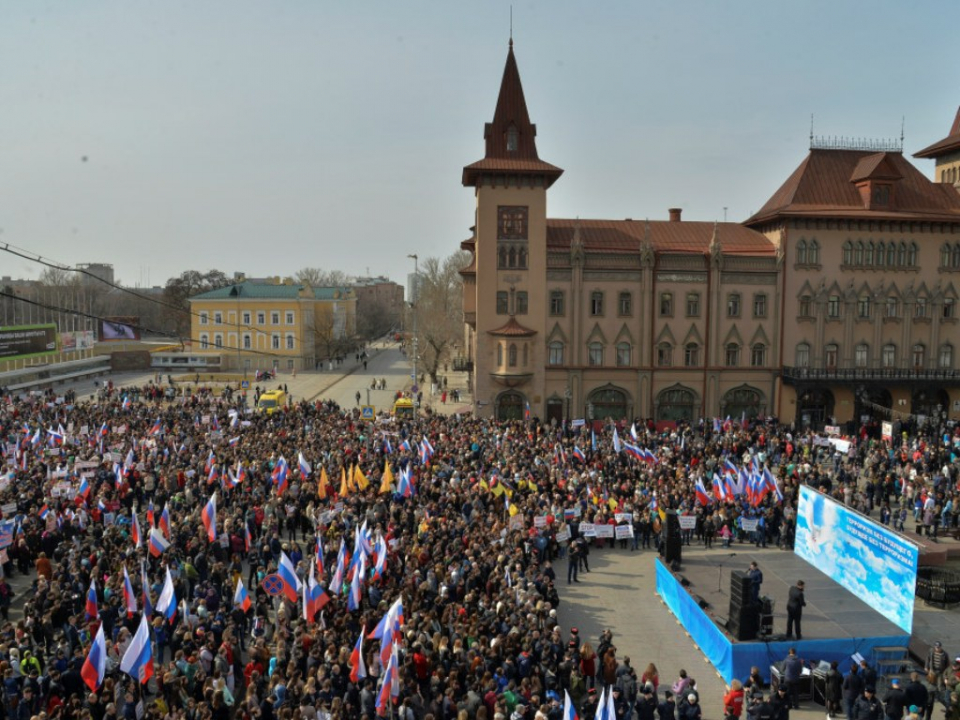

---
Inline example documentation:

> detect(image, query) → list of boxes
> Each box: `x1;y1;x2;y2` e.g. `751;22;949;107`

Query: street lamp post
407;254;419;392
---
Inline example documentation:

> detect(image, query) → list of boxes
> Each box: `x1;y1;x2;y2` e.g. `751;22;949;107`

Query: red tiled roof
463;42;563;188
746;149;960;225
546;219;775;255
487;317;537;337
914;107;960;158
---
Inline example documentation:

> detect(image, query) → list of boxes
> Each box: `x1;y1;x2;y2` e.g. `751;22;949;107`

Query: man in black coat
843;665;865;720
882;678;907;720
853;687;883;720
786;580;806;640
904;672;929;715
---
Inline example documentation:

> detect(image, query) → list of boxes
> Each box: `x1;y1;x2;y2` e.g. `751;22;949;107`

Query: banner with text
795;484;918;633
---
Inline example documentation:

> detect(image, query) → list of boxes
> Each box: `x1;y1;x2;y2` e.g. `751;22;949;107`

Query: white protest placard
0;503;16;517
615;512;633;523
579;522;596;537
80;425;89;436
115;425;127;435
741;518;759;532
508;514;524;530
594;524;614;539
202;415;211;425
829;438;852;453
678;515;698;530
615;525;634;539
824;425;841;436
881;422;893;442
533;516;548;528
555;528;571;543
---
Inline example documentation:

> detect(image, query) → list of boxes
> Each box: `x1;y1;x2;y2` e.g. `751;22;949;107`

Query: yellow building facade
188;281;356;372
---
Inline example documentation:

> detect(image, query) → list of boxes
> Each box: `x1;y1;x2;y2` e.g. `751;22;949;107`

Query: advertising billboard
99;316;141;341
59;330;96;351
795;484;918;633
0;324;58;360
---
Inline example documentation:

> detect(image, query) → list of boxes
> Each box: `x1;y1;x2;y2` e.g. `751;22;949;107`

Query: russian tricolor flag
157;567;177;624
131;511;142;549
350;627;367;683
298;452;312;478
695;479;712;506
38;505;50;520
563;689;579;720
148;528;171;557
202;492;217;542
331;539;346;591
277;550;302;603
85;580;99;620
159;503;171;539
81;625;107;691
141;562;153;618
571;446;586;463
122;566;137;618
119;615;153;684
149;418;162;436
121;395;131;411
234;578;252;612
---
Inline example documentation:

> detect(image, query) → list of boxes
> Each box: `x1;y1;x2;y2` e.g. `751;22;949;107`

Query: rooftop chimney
668;208;682;222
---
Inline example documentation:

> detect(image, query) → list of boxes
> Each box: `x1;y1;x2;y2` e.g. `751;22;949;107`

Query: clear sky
2;1;959;288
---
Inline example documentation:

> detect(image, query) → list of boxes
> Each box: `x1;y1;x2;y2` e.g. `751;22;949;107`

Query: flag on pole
148;528;171;557
562;689;579;720
298;452;312;478
130;511;142;549
157;567;177;624
201;493;217;542
81;625;107;691
119;615;154;684
350;627;367;683
140;562;153;618
278;550;302;602
159;503;171;539
122;566;137;618
234;578;252;612
85;580;99;620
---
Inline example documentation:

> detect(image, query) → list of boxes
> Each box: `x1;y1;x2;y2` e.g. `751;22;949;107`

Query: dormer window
506;125;518;152
872;184;891;207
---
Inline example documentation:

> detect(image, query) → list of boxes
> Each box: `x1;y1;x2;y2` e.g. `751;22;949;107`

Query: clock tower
462;40;563;419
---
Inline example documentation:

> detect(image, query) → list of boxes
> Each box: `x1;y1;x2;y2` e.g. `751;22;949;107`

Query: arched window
809;240;820;265
684;343;700;367
657;343;673;367
498;246;508;268
725;343;740;367
518;247;527;269
942;244;951;268
876;241;885;266
751;343;766;367
508;344;518;367
796;239;808;265
908;242;918;267
508;247;517;268
506;125;518;152
940;344;954;369
795;342;810;368
588;342;603;366
855;241;864;266
913;343;926;368
855;343;869;368
548;341;564;365
825;343;839;369
886;243;896;266
882;343;896;368
865;242;874;266
857;295;871;318
953;243;960;269
843;241;853;265
898;242;907;266
616;342;632;367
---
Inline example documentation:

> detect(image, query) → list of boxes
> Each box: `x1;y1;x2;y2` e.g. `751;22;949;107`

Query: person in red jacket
723;679;745;719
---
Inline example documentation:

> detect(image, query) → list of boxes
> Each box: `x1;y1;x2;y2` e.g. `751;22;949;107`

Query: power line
0;290;301;363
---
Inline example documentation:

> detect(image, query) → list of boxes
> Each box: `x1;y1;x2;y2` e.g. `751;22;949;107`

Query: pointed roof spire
462;41;563;187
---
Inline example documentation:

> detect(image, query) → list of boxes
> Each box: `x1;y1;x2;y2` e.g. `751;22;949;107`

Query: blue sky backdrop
2;1;960;286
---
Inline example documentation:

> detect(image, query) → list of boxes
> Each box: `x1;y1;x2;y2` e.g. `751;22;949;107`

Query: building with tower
460;41;960;427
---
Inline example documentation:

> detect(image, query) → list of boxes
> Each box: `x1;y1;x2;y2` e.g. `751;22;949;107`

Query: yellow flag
347;465;356;491
355;466;369;490
318;466;330;500
607;497;618;511
339;467;349;496
508;503;519;516
491;483;505;497
380;463;394;495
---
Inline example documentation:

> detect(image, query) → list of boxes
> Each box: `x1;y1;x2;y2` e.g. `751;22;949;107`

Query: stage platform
656;550;910;684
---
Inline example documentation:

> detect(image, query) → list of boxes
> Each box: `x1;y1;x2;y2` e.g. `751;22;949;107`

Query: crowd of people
1;377;959;720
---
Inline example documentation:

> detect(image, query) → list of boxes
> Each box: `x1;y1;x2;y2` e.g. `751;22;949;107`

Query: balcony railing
452;357;473;372
782;366;960;383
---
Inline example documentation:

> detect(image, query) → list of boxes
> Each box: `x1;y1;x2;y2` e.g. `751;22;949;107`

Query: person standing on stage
786;580;806;639
747;562;763;605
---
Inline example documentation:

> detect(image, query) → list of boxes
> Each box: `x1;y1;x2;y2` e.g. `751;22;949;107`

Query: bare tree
413;250;469;384
295;268;351;287
162;269;231;338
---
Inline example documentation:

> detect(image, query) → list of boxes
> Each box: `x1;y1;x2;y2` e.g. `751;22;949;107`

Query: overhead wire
0;290;300;362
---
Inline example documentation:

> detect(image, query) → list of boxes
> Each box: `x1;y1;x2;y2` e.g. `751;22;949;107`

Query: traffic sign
410;373;415;379
412;384;419;394
361;405;375;420
262;574;284;597
241;380;250;389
